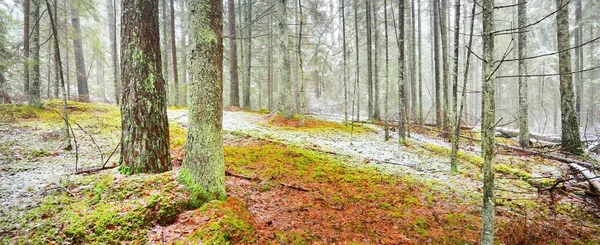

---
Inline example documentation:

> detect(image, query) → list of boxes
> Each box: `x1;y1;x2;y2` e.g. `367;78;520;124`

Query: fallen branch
568;163;600;194
73;164;119;175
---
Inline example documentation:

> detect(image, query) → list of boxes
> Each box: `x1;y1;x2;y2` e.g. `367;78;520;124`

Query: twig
73;121;104;166
225;170;310;192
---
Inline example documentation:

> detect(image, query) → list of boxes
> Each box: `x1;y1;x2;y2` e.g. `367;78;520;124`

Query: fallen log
73;164;119;175
568;163;600;194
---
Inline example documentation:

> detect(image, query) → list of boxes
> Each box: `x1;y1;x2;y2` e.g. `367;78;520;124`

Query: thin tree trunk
397;0;406;145
298;0;306;125
170;0;179;106
556;0;583;154
417;0;422;124
409;0;416;123
574;0;582;119
179;0;187;106
243;0;252;109
29;0;41;107
432;0;441;128
277;0;293;118
384;0;390;140
373;0;380;120
181;0;226;198
53;0;59;99
480;0;496;242
64;0;70;100
107;0;119;104
517;0;529;147
449;0;460;172
45;0;72;150
120;0;171;174
354;0;360;121
228;0;239;107
341;0;348;124
267;13;273;111
161;0;170;103
366;0;373;120
440;0;449;135
23;0;30;97
71;3;89;102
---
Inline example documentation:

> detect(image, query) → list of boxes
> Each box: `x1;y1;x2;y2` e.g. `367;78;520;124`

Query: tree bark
372;0;380;121
71;3;89;102
28;0;41;107
341;0;348;124
120;0;171;174
409;0;416;123
417;0;422;124
182;0;226;199
481;0;496;242
228;0;240;107
161;0;170;103
440;0;449;135
179;0;188;106
366;0;373;120
277;0;293;118
517;0;529;147
449;0;460;172
267;13;273;111
432;0;441;128
170;0;179;106
556;0;583;154
574;0;582;119
384;0;389;140
397;0;406;145
354;0;360;122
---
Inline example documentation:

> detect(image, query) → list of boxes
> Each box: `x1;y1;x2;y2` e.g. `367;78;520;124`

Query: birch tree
517;0;529;147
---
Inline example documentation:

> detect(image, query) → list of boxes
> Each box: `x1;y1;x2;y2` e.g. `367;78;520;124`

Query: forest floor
1;101;599;244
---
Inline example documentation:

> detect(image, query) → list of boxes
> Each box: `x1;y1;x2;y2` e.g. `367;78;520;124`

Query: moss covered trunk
71;3;89;102
28;0;41;107
181;0;226;199
556;0;583;154
119;0;171;174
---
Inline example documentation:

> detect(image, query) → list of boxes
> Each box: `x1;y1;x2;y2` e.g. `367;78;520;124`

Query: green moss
496;163;532;180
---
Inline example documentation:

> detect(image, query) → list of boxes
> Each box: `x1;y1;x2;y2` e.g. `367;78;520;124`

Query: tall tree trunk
29;0;41;107
397;0;406;145
432;0;441;128
517;0;529;147
341;0;348;124
409;0;416;123
267;13;273;111
449;0;460;172
120;0;171;174
373;0;380;120
53;0;59;99
354;0;360;121
181;0;226;199
71;3;89;102
480;0;496;242
170;0;179;106
23;0;30;97
440;0;449;135
161;0;170;103
574;0;582;119
366;0;373;120
107;0;120;104
45;0;72;150
417;0;422;124
228;0;240;107
64;0;70;100
243;0;252;109
556;0;583;154
298;0;306;124
277;0;293;118
384;0;390;140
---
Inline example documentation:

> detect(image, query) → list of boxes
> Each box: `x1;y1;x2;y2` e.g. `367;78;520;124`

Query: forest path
169;110;482;199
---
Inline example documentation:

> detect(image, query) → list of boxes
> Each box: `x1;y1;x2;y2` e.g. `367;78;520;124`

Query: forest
0;0;599;243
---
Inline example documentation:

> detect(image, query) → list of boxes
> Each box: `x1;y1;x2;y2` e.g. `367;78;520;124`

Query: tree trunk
71;3;89;102
372;0;380;121
432;0;441;128
574;0;582;119
354;0;360;122
440;0;449;135
480;0;496;243
228;0;240;107
409;0;416;123
517;0;529;147
384;0;389;140
120;0;171;174
417;0;422;124
556;0;583;154
366;0;373;120
107;0;120;104
449;0;460;172
243;0;252;109
267;13;273;111
397;0;406;145
28;0;41;107
298;0;306;124
170;0;179;106
341;0;348;124
277;0;293;118
53;0;59;99
23;0;30;97
161;0;170;103
179;0;188;106
181;0;226;199
45;0;72;150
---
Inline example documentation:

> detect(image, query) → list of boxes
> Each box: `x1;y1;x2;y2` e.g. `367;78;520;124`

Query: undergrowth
264;114;373;134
